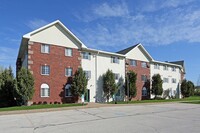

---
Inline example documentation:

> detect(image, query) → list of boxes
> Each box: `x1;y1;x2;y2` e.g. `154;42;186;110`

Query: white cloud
26;19;48;30
75;1;200;50
93;2;129;17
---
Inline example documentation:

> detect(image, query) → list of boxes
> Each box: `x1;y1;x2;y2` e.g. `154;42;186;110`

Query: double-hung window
65;48;72;56
114;73;120;80
163;65;168;70
130;59;137;66
111;57;119;64
172;78;176;83
65;84;72;97
41;65;50;75
141;62;147;68
41;44;50;53
172;67;176;72
163;78;169;83
84;70;91;79
41;84;50;97
82;52;91;60
141;75;147;82
154;64;160;69
66;68;73;77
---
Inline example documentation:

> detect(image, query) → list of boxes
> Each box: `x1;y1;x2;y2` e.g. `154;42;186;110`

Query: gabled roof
117;43;154;61
23;20;87;48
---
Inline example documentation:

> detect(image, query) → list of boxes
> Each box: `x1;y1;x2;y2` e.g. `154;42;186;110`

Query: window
130;59;137;66
111;57;119;64
154;64;160;69
163;65;168;70
172;67;176;72
84;70;91;79
172;78;176;83
41;44;50;53
65;68;73;77
163;78;169;83
41;65;50;75
116;89;120;96
114;73;120;80
142;87;147;96
141;62;147;68
141;75;147;82
65;48;72;56
65;84;72;97
41;83;50;97
82;52;91;60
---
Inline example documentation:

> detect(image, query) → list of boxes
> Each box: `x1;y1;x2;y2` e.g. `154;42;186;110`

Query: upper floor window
154;64;160;69
65;84;72;97
163;78;169;83
41;65;50;75
172;78;176;83
65;48;72;56
172;67;176;72
163;65;168;70
114;73;120;80
84;70;91;79
65;68;73;77
141;62;147;68
111;57;119;64
41;83;50;97
130;59;137;66
41;44;50;54
82;52;91;60
141;75;147;82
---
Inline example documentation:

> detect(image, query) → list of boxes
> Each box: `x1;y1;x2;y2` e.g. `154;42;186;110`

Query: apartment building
150;60;185;98
16;20;185;104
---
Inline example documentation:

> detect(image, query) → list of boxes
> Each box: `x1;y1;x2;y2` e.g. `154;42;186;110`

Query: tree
16;67;34;105
71;68;88;99
103;69;117;102
187;80;195;96
125;71;137;100
0;66;16;107
181;79;195;98
151;74;163;99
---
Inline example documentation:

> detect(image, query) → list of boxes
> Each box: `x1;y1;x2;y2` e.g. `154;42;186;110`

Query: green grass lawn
0;103;85;112
110;96;200;104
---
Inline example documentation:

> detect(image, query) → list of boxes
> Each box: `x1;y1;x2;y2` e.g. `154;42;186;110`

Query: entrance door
84;89;90;102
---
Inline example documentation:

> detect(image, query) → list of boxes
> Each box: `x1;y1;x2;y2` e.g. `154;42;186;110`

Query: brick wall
126;59;150;100
28;42;81;104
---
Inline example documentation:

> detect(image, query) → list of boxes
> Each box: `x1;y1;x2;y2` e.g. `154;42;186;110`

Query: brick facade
126;59;150;100
28;42;81;104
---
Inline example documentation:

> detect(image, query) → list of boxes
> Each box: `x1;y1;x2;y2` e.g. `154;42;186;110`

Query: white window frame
41;44;50;54
130;59;137;66
41;65;50;75
141;75;147;82
172;67;176;72
163;78;169;83
114;73;120;80
172;78;176;83
65;68;73;77
82;52;91;60
40;84;50;97
154;64;160;69
65;48;72;57
163;65;168;70
141;62;147;68
84;70;91;79
111;56;119;64
142;87;147;96
65;84;72;97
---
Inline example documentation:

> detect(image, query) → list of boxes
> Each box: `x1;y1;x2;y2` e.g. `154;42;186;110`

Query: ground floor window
65;84;72;97
142;87;147;96
41;83;50;97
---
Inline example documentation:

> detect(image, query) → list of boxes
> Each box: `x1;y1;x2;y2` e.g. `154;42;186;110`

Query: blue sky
0;0;200;85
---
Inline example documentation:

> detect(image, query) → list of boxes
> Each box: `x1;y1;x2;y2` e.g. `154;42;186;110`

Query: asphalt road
0;103;200;133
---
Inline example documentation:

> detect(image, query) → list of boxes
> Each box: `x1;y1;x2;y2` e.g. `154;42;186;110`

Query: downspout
95;51;99;102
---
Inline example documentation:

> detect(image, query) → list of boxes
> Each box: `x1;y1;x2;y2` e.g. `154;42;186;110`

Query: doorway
84;89;90;102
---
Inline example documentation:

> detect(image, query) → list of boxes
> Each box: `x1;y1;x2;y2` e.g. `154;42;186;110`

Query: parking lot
0;103;200;133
